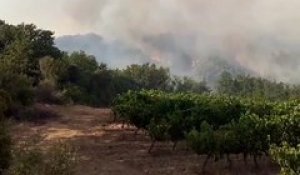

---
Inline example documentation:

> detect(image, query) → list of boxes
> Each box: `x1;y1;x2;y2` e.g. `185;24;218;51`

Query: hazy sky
1;0;300;37
1;0;300;82
0;0;92;35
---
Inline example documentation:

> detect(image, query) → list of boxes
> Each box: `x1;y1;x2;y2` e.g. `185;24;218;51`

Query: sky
0;0;88;35
0;0;300;37
1;0;300;37
1;0;300;83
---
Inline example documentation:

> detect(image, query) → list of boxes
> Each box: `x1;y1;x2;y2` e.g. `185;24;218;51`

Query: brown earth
11;104;279;175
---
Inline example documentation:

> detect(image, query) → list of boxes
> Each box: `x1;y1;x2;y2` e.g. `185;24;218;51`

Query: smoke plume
62;0;300;83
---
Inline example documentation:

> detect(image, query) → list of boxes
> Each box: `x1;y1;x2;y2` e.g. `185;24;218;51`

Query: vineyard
112;90;300;174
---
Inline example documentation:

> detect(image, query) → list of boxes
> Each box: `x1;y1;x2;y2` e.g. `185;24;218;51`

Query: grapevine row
112;90;300;170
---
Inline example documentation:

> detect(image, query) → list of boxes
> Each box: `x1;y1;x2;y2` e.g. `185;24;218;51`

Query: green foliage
66;51;98;73
45;143;77;175
113;90;246;149
0;19;209;107
35;80;64;104
1;18;300;174
229;114;269;156
62;85;86;105
148;118;170;141
47;51;202;107
0;72;34;106
9;139;77;175
113;90;300;169
0;90;12;174
39;57;69;84
13;105;59;122
172;76;209;93
270;143;300;175
123;63;171;90
0;21;61;83
186;122;214;155
0;90;11;114
217;71;299;100
113;90;247;131
0;120;11;175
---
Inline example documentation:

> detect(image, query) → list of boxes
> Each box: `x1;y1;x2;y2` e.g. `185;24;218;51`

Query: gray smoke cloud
61;0;300;83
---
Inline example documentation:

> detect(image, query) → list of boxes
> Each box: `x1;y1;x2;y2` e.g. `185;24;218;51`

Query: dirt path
12;104;279;175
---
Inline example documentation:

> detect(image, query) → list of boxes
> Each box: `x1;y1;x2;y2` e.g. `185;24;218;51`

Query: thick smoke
62;0;300;83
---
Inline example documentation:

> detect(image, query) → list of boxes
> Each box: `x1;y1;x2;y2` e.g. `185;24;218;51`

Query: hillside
55;33;148;68
55;33;251;85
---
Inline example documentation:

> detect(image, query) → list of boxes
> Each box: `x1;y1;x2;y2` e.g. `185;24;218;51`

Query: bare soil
11;104;279;175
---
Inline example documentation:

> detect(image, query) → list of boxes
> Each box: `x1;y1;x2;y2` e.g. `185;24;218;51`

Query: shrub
0;120;11;175
0;90;12;174
8;138;77;175
0;90;12;114
62;85;85;105
270;143;300;175
35;80;64;104
12;105;59;122
44;143;77;175
0;73;34;107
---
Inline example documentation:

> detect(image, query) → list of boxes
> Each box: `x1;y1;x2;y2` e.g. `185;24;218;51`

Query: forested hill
1;20;300;109
55;33;148;68
55;33;250;83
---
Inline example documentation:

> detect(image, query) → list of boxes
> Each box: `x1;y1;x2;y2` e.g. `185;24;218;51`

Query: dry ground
11;104;279;175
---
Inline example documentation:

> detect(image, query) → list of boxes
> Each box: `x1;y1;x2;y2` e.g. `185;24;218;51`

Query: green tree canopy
123;63;171;90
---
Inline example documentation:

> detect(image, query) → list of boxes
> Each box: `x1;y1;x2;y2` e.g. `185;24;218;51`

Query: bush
12;105;59;122
44;143;77;175
8;138;77;175
270;143;300;175
0;120;11;175
0;90;12;174
35;80;64;104
62;85;86;105
0;90;12;114
0;73;34;107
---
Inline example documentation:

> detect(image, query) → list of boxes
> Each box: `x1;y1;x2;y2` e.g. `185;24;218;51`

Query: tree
0;90;12;174
217;71;296;100
123;63;171;90
172;76;209;93
0;20;61;84
39;56;69;84
66;51;98;73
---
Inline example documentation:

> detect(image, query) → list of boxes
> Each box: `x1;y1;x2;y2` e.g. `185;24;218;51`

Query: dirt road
12;104;279;175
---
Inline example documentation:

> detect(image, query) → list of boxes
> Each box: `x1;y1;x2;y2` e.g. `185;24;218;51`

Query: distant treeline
0;19;300;110
218;71;300;101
